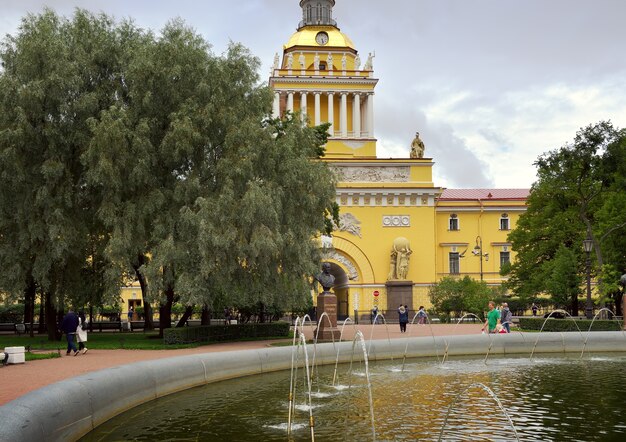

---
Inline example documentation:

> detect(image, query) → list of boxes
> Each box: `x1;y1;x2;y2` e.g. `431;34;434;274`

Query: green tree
0;10;126;339
428;276;494;321
544;245;582;313
505;122;626;315
174;113;336;323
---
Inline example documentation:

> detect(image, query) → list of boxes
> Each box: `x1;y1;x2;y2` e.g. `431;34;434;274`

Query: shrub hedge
163;321;290;345
519;317;623;332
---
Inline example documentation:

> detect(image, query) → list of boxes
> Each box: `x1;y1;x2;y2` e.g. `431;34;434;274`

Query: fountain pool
81;353;626;441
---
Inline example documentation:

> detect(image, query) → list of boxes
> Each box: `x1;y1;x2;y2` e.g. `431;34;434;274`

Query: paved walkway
0;323;483;405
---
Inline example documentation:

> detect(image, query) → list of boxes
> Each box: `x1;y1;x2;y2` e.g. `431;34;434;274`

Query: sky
2;0;626;189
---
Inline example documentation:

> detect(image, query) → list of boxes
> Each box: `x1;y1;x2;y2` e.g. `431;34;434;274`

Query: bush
519;317;623;332
163;321;290;345
0;304;24;323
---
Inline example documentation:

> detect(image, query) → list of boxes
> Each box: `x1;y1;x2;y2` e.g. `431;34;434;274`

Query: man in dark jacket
60;310;80;356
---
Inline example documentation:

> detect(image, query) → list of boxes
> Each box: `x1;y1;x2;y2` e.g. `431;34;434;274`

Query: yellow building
270;0;529;319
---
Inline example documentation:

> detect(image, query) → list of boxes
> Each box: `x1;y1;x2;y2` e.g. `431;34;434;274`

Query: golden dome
284;26;355;50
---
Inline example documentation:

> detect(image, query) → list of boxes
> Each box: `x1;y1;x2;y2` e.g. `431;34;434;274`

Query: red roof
438;188;530;201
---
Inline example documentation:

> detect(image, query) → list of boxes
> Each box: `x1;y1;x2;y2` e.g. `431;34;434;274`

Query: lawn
0;332;200;351
0;331;294;351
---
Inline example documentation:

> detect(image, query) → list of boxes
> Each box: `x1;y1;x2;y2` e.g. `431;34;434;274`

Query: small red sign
373;290;380;297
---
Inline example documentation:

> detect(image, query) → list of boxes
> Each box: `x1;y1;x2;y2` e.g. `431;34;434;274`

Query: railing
331;130;372;139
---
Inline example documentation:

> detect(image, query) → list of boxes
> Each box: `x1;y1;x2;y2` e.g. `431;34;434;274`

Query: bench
93;321;122;332
0;323;15;333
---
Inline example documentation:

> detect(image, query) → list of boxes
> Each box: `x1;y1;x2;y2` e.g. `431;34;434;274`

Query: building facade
270;1;529;319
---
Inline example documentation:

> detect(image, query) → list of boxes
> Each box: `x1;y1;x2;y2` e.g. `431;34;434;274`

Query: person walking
60;309;79;356
371;305;379;324
76;311;89;354
481;301;501;334
500;302;512;333
531;303;538;316
417;306;427;325
128;306;134;322
398;304;408;333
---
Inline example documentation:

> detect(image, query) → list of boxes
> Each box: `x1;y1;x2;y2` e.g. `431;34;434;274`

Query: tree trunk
175;306;194;327
159;298;173;338
133;257;153;331
143;302;154;331
44;292;58;341
159;267;175;338
571;294;579;317
38;294;46;334
259;302;266;324
201;304;210;326
89;304;94;333
23;277;36;337
615;292;623;317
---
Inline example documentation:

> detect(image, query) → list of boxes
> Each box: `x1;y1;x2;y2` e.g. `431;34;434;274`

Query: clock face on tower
315;31;329;45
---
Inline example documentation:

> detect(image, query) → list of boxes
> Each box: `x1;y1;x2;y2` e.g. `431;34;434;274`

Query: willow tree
174;115;337;323
0;10;126;338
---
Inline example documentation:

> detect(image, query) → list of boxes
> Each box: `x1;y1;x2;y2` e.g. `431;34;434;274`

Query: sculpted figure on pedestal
286;52;293;69
387;237;412;280
314;52;320;70
410;132;425;159
316;262;335;292
354;54;361;70
299;52;305;69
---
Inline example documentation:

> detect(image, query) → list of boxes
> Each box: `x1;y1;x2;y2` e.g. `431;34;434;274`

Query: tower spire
298;0;337;29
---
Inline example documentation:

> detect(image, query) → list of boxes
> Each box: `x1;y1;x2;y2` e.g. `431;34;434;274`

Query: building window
500;251;510;267
319;62;326;70
449;252;460;274
449;214;459;231
500;213;510;230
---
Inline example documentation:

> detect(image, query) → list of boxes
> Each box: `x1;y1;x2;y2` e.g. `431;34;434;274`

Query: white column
300;92;307;122
367;93;374;138
353;93;361;138
287;92;294;113
314;92;321;126
272;92;280;118
327;93;334;136
340;93;348;138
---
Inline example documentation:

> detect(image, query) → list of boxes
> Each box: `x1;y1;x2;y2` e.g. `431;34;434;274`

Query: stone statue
327;52;333;69
316;262;335;292
299;52;305;69
286;52;293;69
387;237;412;280
341;53;347;71
410;132;425;159
273;52;279;70
364;52;374;70
314;52;320;70
354;54;361;70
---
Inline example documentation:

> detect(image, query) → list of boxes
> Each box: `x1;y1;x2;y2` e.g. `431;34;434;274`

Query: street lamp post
472;236;488;281
583;236;594;320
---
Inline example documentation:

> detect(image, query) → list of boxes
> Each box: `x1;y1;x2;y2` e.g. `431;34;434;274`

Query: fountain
367;312;394;361
401;311;441;370
437;383;520;442
4;313;626;441
529;309;585;359
440;313;483;365
580;307;626;358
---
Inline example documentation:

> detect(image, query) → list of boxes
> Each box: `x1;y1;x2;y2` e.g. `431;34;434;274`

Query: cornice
270;76;378;86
